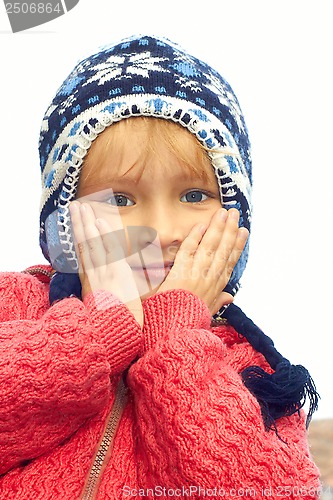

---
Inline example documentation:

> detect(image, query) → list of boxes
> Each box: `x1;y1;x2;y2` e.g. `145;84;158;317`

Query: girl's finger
197;208;228;251
209;225;248;284
210;209;241;268
192;209;237;279
212;292;234;315
193;208;229;269
227;227;249;270
172;222;206;268
69;201;85;245
69;201;93;272
95;217;126;264
78;203;106;269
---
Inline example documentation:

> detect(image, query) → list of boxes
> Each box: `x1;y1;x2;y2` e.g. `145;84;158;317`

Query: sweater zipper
80;377;128;500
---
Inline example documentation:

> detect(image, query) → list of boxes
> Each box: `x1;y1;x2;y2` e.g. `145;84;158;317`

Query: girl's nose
132;208;184;255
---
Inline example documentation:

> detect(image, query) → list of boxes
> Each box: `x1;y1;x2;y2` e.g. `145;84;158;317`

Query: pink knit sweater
0;267;320;499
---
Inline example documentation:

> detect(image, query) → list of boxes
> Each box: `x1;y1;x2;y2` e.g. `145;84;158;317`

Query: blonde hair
79;116;213;187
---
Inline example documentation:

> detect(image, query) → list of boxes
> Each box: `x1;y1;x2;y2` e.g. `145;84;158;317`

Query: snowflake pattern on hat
39;34;252;296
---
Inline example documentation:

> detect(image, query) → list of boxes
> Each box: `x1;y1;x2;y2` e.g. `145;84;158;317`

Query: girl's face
76;118;222;298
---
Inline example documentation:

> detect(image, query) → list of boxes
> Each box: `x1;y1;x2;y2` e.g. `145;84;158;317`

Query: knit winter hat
39;34;252;299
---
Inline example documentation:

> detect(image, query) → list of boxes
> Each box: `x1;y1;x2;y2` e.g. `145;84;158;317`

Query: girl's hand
158;208;249;315
69;201;143;328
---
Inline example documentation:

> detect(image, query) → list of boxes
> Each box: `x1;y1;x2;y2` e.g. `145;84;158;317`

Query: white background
0;0;332;420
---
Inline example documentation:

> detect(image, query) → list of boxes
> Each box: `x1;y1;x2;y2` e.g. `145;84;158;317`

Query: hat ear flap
49;272;82;305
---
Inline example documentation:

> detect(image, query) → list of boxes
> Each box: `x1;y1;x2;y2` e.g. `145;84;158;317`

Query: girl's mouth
130;263;173;285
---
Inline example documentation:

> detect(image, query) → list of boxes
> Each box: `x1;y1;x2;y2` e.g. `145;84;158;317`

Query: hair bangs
79;116;213;189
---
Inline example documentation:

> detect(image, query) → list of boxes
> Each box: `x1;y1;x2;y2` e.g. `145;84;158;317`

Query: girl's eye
180;191;209;203
108;194;134;207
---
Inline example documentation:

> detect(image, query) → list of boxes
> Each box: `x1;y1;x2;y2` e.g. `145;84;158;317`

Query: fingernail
229;209;239;220
80;203;87;213
69;201;79;212
219;209;228;221
239;228;249;240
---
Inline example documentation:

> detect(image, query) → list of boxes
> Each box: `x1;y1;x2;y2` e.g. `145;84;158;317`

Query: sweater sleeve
0;272;142;474
127;290;321;499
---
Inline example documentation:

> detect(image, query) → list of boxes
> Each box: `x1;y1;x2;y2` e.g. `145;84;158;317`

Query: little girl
0;35;320;499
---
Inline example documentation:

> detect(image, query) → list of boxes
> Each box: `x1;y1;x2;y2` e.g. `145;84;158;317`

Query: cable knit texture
0;268;320;499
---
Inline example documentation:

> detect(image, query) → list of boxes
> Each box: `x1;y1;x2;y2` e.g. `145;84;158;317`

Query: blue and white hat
39;34;252;297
